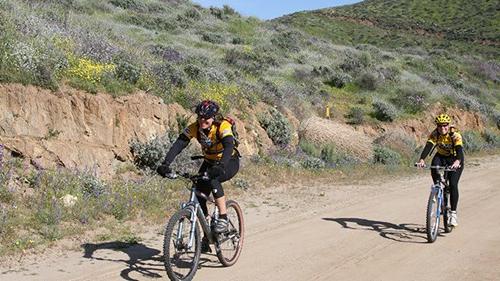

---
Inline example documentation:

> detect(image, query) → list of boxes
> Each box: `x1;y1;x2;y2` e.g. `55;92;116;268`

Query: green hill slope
277;0;499;58
0;0;498;129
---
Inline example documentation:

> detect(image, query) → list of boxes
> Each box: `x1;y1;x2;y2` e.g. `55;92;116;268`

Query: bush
201;32;225;44
152;63;187;88
482;129;500;148
259;108;292;146
150;45;184;63
115;59;141;84
271;30;302;52
301;157;325;170
325;72;352;88
130;134;175;170
372;100;398;122
224;48;277;74
110;0;146;11
339;50;363;73
462;131;486;153
346;107;365;125
392;87;429;114
355;71;380;91
373;146;402;165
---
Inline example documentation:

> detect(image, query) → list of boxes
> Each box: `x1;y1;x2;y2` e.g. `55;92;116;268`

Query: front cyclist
416;114;464;226
157;100;240;252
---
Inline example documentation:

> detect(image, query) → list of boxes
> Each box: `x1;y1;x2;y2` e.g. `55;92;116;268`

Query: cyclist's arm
419;141;434;160
220;135;235;168
162;134;190;165
455;145;464;164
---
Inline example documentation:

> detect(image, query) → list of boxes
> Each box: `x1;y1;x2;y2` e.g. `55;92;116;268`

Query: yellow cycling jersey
427;129;463;157
182;120;235;161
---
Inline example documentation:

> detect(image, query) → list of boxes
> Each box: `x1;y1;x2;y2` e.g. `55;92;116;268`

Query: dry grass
298;117;374;161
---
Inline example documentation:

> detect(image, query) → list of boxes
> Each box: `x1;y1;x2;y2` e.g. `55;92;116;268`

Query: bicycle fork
432;184;444;222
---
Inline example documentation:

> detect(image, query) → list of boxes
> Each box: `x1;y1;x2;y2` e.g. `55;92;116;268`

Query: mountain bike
422;165;455;243
162;159;244;281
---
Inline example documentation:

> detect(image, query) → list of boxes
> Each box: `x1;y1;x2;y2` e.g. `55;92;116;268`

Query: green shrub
346;107;365;125
482;129;500;148
355;71;380;91
301;157;325;170
201;32;225;44
373;146;402;165
130;134;174;170
271;30;302;52
110;0;146;11
299;139;321;158
372;100;398;122
114;59;141;84
259;108;292;146
325;72;353;88
392;87;429;114
462;131;486;153
224;48;277;74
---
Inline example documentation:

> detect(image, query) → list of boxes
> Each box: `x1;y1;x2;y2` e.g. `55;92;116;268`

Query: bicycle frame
177;184;219;250
430;182;445;227
427;165;453;239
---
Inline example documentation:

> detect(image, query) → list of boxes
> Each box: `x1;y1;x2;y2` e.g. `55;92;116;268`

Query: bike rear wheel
216;200;244;267
426;190;440;243
164;209;201;281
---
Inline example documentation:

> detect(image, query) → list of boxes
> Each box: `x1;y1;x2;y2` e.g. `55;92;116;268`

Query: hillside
0;0;499;258
277;0;500;58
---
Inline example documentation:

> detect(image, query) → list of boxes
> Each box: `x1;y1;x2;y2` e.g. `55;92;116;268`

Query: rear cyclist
157;100;240;251
416;114;464;226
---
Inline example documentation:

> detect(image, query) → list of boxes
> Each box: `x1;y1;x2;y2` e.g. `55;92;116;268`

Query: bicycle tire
163;209;201;281
216;200;244;267
426;190;440;243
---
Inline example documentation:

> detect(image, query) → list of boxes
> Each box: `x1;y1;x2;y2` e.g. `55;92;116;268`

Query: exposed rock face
0;84;186;175
0;84;488;176
0;84;268;176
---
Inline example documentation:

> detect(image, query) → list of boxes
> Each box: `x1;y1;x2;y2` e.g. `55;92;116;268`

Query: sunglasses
437;124;449;128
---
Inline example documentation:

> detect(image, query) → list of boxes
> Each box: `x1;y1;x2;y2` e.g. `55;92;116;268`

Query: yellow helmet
435;113;451;125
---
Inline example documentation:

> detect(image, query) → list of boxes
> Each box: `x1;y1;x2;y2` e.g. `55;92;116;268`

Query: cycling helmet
195;100;219;118
435;113;451;125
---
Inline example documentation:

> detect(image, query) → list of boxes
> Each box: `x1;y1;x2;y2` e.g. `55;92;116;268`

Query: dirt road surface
2;156;499;281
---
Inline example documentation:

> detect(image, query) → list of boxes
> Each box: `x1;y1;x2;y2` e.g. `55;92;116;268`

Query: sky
192;0;362;20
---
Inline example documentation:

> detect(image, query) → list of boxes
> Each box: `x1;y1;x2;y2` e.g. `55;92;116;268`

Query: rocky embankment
0;83;484;176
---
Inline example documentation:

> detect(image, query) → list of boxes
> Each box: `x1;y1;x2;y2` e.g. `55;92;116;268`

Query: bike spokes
216;200;244;267
426;190;440;243
164;209;201;281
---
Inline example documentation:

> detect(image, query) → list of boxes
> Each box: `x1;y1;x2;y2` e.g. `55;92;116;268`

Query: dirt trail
2;156;500;281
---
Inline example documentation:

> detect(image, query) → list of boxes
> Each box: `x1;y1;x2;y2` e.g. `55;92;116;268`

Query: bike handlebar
414;164;457;171
165;171;209;182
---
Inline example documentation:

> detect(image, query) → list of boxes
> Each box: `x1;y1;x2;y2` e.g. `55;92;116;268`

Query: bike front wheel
426;190;440;243
163;209;201;281
216;200;245;267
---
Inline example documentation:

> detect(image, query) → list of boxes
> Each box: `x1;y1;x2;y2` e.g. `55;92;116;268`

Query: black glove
156;164;172;177
208;164;225;179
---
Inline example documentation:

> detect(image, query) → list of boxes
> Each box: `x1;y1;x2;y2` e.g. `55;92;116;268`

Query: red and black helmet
195;100;219;118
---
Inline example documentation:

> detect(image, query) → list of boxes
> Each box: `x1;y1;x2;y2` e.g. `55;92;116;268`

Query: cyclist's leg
196;161;211;216
430;154;445;183
448;164;464;211
212;157;240;214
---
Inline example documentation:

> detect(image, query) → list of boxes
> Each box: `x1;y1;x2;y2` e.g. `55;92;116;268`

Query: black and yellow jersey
427;129;463;157
182;120;235;161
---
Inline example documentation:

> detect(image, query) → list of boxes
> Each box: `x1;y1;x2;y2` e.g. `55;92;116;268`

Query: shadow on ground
323;217;429;244
82;241;164;281
81;241;223;280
